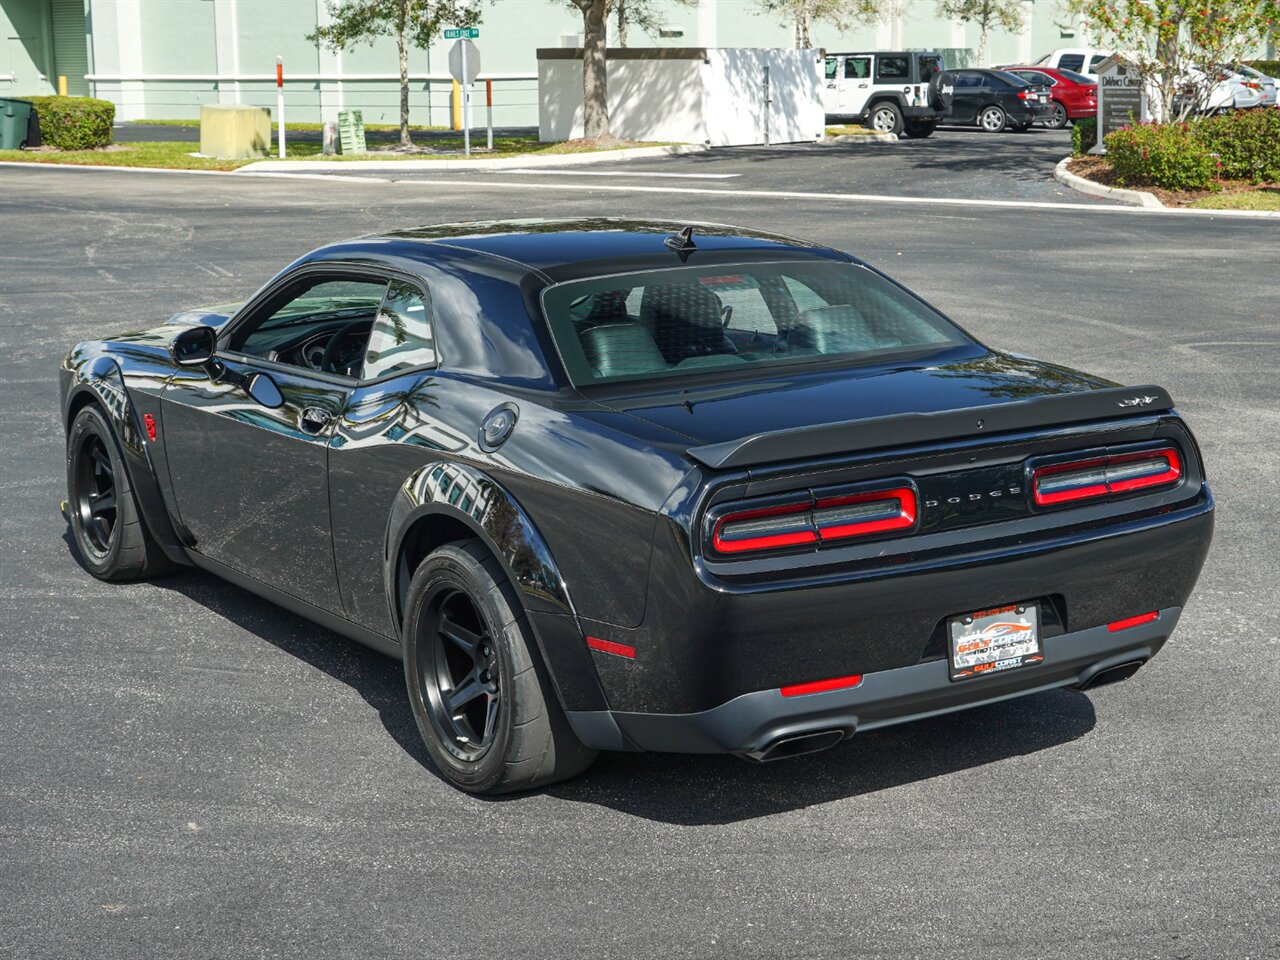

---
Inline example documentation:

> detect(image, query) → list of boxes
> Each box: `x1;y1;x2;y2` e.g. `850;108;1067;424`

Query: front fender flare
63;356;186;561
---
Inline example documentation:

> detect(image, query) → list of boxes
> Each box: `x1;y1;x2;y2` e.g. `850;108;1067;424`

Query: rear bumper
567;607;1179;755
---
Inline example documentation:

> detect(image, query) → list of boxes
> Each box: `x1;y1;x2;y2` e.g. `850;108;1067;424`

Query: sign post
446;29;480;159
276;56;285;159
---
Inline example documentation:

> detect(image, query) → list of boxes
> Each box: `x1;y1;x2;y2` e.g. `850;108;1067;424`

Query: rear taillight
712;499;816;554
711;485;917;556
814;487;916;541
1018;89;1035;100
1032;447;1182;507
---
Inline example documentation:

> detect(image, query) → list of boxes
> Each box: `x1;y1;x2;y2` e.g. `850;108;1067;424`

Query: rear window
991;71;1029;87
1059;69;1095;85
1057;54;1085;72
540;262;969;386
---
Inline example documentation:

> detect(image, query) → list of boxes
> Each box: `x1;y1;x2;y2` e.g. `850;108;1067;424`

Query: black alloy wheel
65;404;172;582
420;586;502;762
73;432;118;557
402;539;596;794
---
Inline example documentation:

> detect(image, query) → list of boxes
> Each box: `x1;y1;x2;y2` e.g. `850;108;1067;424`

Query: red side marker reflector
142;414;157;442
585;636;636;659
780;674;863;698
1108;611;1159;632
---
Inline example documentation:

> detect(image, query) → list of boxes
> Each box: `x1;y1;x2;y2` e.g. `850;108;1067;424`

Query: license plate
949;602;1042;682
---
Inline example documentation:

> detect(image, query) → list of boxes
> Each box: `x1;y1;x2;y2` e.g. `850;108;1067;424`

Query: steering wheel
319;320;369;376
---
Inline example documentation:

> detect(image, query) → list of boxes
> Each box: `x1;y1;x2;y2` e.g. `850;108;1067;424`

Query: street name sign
444;28;480;39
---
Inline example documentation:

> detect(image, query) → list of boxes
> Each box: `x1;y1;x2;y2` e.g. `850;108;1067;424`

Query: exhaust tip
742;729;846;763
1078;659;1146;691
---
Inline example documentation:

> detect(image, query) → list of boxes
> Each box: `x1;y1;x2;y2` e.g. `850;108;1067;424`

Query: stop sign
448;40;480;85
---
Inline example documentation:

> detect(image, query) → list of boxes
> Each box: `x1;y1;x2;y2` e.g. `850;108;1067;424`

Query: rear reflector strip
1107;611;1159;632
585;636;636;659
712;486;917;556
780;674;863;697
1033;447;1182;506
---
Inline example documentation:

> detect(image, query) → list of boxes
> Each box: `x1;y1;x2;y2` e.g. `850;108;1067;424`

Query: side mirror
246;372;284;409
171;326;217;367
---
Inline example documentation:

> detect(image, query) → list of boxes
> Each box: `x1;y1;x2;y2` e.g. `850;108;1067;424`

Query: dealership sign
1093;55;1148;154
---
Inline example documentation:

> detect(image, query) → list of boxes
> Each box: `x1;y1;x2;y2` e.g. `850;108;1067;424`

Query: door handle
299;407;332;434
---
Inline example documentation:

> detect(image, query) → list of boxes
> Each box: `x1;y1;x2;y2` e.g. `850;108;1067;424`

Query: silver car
1232;64;1278;107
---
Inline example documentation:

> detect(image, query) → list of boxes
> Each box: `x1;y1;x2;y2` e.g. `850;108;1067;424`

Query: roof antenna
664;226;697;258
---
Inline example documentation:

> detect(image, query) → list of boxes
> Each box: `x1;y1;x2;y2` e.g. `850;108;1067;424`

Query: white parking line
391;176;1280;218
503;169;740;179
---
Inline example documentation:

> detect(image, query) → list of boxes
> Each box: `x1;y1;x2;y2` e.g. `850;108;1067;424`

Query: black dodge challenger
60;219;1213;793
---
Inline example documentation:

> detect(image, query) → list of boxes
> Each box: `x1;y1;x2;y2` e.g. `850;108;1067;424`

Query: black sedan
60;219;1213;794
941;68;1052;132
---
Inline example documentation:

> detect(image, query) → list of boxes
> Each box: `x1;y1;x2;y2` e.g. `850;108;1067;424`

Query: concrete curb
234;142;709;174
1054;156;1164;209
825;132;898;144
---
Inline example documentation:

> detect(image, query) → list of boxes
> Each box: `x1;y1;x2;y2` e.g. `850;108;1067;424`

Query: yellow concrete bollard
199;104;272;159
452;80;462;131
58;76;67;96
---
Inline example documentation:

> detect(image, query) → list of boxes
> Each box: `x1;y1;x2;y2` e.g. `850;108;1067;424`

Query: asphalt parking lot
1;164;1277;959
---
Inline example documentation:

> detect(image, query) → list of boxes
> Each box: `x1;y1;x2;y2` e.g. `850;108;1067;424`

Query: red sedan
1001;66;1097;128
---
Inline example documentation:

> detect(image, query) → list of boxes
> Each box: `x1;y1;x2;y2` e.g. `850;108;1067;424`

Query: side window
233;277;388;377
956;72;982;88
876;55;910;81
825;57;838;80
1057;54;1085;72
845;57;870;80
362;280;435;380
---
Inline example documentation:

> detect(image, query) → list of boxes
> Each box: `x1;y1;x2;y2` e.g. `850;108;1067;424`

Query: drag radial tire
66;405;172;582
402;540;597;794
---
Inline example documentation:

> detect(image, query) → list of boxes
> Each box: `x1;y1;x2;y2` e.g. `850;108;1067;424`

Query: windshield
540;262;970;386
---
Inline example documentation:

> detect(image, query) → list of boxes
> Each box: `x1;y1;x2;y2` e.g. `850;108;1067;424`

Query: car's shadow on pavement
547;690;1095;824
77;541;1097;824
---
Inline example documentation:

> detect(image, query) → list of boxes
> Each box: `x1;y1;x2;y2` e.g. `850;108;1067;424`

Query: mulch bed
1067;155;1278;207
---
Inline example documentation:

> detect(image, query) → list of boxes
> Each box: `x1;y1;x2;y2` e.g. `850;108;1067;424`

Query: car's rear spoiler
685;385;1174;469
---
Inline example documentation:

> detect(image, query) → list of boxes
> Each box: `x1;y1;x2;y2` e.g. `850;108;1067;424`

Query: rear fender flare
386;461;611;713
386;461;574;629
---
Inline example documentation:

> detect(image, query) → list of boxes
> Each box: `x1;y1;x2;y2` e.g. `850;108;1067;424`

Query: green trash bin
0;98;35;149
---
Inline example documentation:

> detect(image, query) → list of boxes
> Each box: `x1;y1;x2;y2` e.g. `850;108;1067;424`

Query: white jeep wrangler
823;50;951;138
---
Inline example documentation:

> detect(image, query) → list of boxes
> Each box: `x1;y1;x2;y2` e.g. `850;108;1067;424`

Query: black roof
305;218;849;281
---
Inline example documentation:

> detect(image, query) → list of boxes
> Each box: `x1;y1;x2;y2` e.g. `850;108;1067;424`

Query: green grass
129;117;449;133
0;141;257;170
0;136;673;171
1189;189;1280;211
825;124;877;136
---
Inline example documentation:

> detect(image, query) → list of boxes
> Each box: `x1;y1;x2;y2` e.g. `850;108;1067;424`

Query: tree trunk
582;0;610;140
616;0;628;47
397;2;411;148
795;1;812;49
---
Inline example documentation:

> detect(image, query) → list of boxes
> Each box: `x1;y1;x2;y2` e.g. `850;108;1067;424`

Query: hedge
1071;117;1097;157
25;96;115;150
1104;110;1280;190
